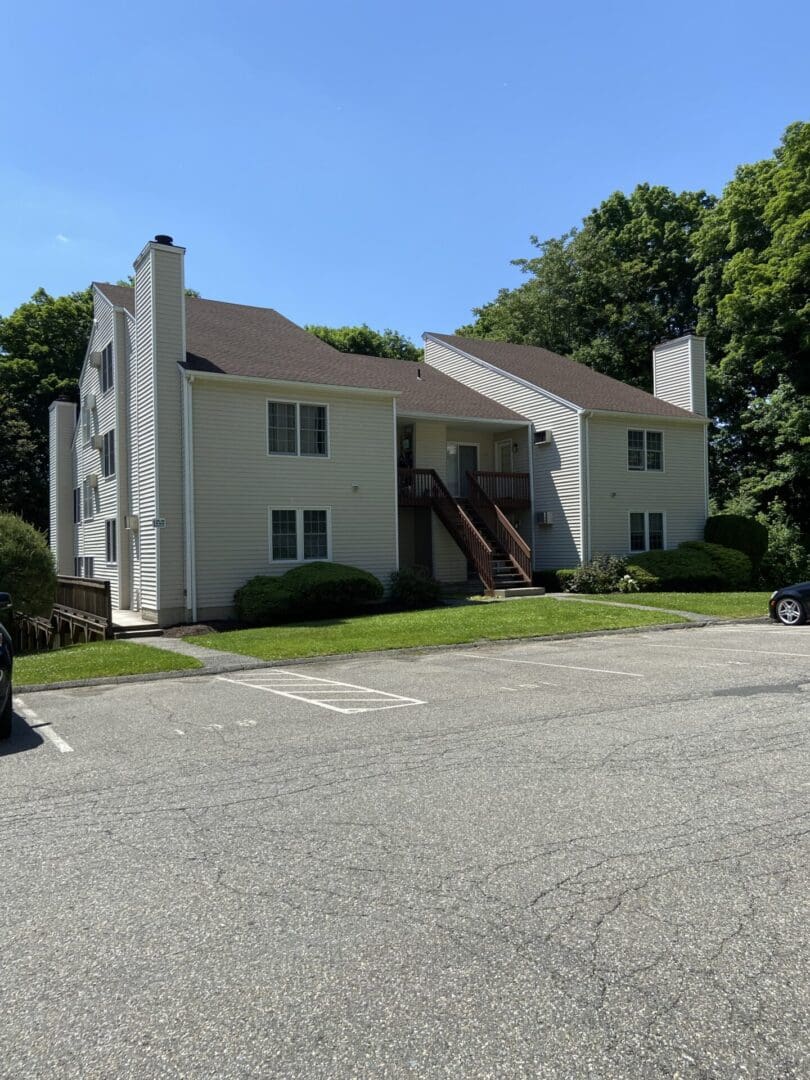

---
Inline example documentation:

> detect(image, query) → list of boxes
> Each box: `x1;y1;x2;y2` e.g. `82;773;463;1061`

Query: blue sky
2;0;808;343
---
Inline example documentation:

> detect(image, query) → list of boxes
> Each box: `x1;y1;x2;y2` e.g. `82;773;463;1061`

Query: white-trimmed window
628;429;663;471
100;343;114;393
105;519;117;564
73;487;81;524
74;556;95;578
269;507;331;563
267;401;328;457
83;477;95;519
102;430;115;478
629;511;665;552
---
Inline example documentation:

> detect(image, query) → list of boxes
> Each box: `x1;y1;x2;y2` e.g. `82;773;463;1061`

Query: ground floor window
629;511;665;552
105;519;117;564
74;556;95;578
269;507;331;563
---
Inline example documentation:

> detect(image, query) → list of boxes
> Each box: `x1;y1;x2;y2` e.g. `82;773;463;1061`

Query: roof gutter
179;368;401;399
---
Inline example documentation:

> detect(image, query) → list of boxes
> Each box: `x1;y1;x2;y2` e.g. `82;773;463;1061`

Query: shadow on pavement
0;709;45;756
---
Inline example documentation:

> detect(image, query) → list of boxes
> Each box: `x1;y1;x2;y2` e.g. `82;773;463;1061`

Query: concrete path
124;633;265;672
542;592;722;621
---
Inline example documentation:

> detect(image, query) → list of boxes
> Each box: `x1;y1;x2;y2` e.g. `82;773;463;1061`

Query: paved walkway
125;634;267;673
542;593;721;622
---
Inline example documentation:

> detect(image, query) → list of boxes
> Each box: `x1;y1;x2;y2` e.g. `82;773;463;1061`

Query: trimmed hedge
235;562;384;626
705;515;768;571
389;566;443;609
628;541;751;591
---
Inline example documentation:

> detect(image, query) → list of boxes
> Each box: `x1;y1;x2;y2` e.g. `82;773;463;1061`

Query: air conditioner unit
85;393;97;410
91;434;104;450
536;511;553;525
534;429;551;445
124;515;139;532
89;351;102;368
87;473;99;488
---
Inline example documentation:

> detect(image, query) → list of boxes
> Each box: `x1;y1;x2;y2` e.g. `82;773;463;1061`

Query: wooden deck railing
466;473;532;584
470;470;531;506
397;468;441;506
56;576;112;623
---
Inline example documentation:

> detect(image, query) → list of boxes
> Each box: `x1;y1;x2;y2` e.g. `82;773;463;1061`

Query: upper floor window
268;401;328;457
100;343;114;393
102;430;115;478
628;429;663;471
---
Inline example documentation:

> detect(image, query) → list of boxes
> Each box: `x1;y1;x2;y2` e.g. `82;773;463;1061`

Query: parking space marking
459;653;644;678
638;641;810;660
216;672;425;714
14;697;74;754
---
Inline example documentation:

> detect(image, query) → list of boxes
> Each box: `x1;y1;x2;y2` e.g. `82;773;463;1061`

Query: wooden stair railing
466;472;532;584
470;470;531;506
426;470;496;590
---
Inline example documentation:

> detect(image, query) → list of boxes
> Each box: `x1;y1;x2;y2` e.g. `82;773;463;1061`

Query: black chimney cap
154;234;174;245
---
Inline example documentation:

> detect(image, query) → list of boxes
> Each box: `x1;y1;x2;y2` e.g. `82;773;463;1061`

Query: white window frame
628;511;666;553
268;507;332;564
267;400;330;459
102;430;116;478
100;342;114;393
105;518;117;565
627;428;664;472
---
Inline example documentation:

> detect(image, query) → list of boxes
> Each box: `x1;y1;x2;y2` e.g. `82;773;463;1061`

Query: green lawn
596;591;771;618
15;641;202;687
191;598;684;661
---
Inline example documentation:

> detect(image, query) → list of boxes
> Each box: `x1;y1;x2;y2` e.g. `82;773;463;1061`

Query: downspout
579;411;592;564
525;422;536;575
182;370;197;622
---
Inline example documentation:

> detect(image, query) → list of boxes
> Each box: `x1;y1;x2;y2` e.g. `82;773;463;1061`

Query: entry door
458;444;478;497
497;439;513;473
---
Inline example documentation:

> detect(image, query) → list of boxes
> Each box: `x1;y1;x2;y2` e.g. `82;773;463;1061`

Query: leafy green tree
306;323;422;362
695;121;810;530
0;288;93;527
458;184;714;389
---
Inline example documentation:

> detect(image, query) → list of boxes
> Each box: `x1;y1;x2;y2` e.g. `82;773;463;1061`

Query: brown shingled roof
92;284;523;423
427;333;702;420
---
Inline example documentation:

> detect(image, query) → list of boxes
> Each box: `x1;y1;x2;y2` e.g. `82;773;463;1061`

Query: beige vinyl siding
690;339;707;416
587;414;708;555
192;380;398;615
652;336;706;416
151;249;187;618
74;294;120;603
48;401;76;574
121;310;139;608
134;260;158;612
424;339;582;569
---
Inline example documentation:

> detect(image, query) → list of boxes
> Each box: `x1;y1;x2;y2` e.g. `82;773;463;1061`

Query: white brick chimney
652;334;707;416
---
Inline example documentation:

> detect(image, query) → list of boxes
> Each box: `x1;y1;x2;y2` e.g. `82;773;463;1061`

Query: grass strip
595;591;771;618
192;597;683;661
15;640;202;687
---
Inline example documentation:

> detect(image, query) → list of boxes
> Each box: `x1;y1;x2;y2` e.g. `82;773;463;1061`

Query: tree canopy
306;323;422;362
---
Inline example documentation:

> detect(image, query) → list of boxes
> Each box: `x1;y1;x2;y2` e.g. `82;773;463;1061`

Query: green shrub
628;546;724;591
680;541;752;589
565;553;628;594
624;565;661;591
705;515;768;571
0;513;56;617
555;569;578;591
389;566;443;609
281;561;384;616
757;501;810;588
235;576;293;625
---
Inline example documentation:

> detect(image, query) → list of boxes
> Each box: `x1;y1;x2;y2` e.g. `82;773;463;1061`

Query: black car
769;582;810;626
0;592;12;739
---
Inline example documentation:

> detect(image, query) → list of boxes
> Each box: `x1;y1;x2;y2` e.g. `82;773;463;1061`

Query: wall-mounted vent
85;393;97;410
89;351;102;369
91;434;104;450
124;515;139;532
536;511;553;525
534;429;551;445
87;473;99;488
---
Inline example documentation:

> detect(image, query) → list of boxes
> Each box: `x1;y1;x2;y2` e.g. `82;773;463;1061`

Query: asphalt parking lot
2;622;809;1078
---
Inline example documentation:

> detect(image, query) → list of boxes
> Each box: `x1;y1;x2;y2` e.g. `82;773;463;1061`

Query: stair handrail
466;471;532;584
425;469;495;590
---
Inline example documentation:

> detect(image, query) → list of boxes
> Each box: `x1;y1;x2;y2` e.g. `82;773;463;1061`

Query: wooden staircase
398;467;535;594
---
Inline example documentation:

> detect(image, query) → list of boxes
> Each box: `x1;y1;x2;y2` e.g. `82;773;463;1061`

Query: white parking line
459;653;644;678
13;697;74;753
216;672;425;714
639;642;810;660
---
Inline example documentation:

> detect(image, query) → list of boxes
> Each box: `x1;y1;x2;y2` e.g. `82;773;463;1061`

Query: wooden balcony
470;470;531;508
